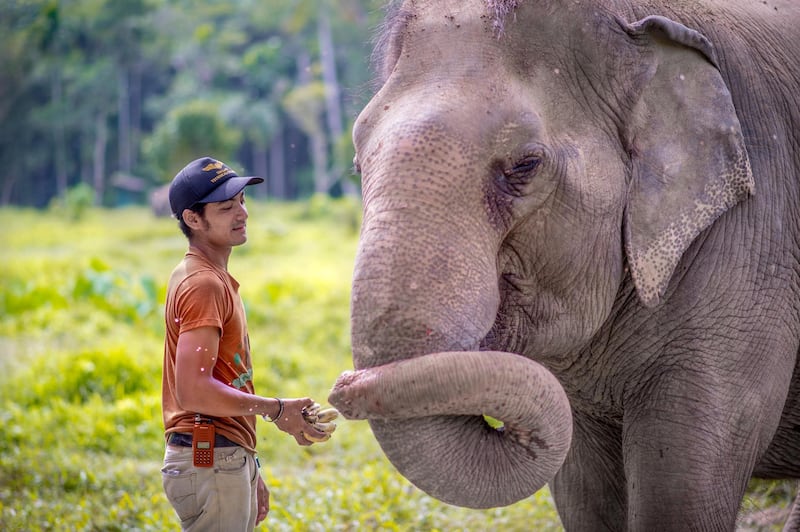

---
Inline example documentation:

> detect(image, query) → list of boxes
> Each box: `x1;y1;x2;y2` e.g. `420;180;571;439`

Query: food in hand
302;402;321;421
301;404;339;443
302;403;339;424
302;430;332;443
316;408;339;423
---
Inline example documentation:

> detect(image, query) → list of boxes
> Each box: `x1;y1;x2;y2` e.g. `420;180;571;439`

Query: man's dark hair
178;203;207;239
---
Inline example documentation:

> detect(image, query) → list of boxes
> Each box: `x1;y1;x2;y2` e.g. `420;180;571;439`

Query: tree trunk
117;68;131;174
294;51;330;194
251;143;268;198
53;69;68;198
311;131;330;194
129;61;143;170
93;113;108;205
318;13;343;140
318;9;358;196
269;131;287;199
1;174;17;206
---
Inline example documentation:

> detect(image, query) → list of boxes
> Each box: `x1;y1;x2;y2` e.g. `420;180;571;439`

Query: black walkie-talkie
192;415;215;468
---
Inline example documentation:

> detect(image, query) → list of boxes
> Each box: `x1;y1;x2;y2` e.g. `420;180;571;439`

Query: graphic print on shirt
231;352;253;389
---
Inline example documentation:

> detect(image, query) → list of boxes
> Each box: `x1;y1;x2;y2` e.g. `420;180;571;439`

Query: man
161;156;327;531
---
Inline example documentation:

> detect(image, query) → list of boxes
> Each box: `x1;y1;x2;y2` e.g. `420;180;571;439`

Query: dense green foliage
0;202;793;530
1;0;383;206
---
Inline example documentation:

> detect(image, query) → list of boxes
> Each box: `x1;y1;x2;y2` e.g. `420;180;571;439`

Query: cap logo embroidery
210;169;233;182
201;160;234;183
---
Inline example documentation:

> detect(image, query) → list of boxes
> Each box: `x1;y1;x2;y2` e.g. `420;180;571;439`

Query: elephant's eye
353;155;362;175
498;155;542;196
510;156;541;176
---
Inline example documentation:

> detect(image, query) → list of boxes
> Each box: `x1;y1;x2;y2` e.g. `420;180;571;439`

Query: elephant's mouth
479;316;518;354
479;278;531;356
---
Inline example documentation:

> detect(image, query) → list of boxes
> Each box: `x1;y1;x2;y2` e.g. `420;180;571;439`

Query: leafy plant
48;182;96;221
143;100;242;184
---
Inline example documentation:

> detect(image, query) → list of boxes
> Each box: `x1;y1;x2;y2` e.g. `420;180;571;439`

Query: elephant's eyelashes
497;156;542;196
510;156;541;176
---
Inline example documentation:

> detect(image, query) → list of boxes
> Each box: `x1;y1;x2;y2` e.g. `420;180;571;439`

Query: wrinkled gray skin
328;0;800;530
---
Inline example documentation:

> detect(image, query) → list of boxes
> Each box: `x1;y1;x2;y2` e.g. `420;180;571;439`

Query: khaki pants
162;444;258;531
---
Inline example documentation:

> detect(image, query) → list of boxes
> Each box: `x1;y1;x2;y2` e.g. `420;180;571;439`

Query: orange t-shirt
162;248;257;452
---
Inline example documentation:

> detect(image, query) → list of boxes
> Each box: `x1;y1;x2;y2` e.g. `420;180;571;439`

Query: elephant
327;0;800;530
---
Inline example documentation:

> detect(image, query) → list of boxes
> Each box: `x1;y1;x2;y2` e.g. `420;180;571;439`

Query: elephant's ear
622;15;754;308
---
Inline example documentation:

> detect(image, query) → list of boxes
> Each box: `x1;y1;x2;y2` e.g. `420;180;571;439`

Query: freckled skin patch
630;153;755;306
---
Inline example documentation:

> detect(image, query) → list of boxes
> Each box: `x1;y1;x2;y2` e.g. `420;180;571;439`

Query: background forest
1;0;383;207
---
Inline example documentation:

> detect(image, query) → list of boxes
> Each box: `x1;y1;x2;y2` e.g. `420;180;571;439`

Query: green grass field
0;199;792;531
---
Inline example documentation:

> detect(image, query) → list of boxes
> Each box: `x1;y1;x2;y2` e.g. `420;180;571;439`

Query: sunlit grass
0;199;564;531
1;200;792;531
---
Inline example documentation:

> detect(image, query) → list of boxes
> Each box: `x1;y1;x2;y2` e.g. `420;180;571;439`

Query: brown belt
167;432;239;447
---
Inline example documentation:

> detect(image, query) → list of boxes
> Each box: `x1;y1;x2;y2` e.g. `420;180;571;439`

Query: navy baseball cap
168;157;264;220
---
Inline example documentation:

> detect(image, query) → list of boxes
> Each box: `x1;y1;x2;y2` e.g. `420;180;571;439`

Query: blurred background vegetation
1;0;384;208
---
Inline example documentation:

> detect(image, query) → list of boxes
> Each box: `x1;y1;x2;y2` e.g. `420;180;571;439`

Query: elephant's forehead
399;0;491;22
399;0;528;26
377;1;581;100
357;77;549;158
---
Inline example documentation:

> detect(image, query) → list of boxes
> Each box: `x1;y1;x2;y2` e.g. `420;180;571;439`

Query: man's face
195;191;250;248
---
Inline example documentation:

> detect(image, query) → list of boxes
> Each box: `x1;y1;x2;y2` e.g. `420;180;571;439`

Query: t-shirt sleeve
174;270;230;334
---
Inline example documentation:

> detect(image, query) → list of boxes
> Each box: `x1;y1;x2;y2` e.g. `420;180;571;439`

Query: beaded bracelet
263;397;284;422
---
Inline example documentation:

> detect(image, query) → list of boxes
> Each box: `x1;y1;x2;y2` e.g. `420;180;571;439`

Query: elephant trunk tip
328;369;374;420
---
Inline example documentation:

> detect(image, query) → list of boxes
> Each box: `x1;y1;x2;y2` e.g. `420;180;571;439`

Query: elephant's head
329;0;753;509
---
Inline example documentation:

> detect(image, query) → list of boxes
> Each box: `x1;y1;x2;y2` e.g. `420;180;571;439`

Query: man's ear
182;209;203;230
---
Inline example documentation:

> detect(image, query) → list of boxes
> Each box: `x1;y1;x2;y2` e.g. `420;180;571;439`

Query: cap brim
198;176;264;204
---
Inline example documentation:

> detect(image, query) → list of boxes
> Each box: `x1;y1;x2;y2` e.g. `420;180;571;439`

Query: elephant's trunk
329;350;572;508
333;110;573;508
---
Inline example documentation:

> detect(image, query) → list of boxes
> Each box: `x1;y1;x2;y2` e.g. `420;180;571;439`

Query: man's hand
299;403;339;442
273;397;328;445
256;474;269;524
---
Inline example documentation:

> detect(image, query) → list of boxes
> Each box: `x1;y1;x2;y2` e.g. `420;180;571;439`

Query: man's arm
175;326;326;445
